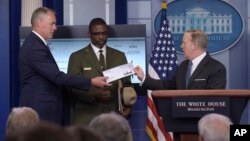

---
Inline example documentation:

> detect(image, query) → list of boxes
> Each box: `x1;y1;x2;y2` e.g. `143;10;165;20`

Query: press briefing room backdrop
1;0;250;141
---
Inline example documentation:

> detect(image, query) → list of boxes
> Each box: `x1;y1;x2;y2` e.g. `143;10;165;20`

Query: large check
103;63;134;83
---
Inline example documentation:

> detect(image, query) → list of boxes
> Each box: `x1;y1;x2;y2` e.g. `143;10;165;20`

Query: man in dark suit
19;7;110;124
67;18;133;125
134;29;226;89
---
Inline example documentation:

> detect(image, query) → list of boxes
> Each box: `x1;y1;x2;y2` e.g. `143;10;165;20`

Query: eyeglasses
90;31;108;36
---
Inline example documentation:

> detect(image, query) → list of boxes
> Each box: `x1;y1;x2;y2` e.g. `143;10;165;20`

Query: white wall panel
64;0;115;25
128;1;151;18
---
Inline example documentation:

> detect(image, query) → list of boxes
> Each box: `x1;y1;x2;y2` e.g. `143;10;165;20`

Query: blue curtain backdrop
43;0;64;25
115;0;127;24
0;1;11;140
10;0;21;108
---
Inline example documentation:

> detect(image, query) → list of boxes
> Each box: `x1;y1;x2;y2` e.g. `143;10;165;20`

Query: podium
152;89;250;141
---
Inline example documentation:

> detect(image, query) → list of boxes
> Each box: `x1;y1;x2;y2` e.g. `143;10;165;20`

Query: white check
103;63;134;83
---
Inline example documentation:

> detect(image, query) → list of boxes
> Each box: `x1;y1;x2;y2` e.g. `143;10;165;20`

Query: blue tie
186;61;192;88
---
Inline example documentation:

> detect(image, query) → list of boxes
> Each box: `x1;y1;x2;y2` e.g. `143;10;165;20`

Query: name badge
83;67;92;70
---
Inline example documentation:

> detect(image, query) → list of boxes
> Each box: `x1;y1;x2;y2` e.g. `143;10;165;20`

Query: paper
103;63;134;83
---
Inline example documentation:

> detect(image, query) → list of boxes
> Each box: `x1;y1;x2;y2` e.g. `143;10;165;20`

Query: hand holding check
102;63;135;83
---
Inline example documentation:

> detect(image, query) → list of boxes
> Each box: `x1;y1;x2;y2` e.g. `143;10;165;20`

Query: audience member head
6;107;39;135
31;7;57;40
181;29;208;60
65;125;106;141
89;112;133;141
198;113;232;141
5;122;70;141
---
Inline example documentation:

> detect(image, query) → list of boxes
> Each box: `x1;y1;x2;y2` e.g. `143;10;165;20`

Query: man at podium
134;29;226;90
133;29;227;141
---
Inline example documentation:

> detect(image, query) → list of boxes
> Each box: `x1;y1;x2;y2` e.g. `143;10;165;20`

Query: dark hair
88;18;107;32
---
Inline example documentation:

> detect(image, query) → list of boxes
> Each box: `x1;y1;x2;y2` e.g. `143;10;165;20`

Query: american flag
146;1;178;141
149;6;178;79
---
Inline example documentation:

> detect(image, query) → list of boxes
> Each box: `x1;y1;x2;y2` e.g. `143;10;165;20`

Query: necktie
186;61;192;88
99;50;105;70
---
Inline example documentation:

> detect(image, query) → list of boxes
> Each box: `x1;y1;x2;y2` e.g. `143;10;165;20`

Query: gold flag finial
161;0;167;9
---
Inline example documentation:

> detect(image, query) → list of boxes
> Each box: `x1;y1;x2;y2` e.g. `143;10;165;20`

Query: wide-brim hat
118;81;137;106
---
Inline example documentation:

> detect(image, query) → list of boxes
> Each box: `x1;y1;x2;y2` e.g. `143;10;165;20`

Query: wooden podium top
152;89;250;98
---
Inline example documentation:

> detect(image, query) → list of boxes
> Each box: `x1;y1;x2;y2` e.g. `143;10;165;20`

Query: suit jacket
67;45;131;125
143;54;226;90
19;32;91;124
